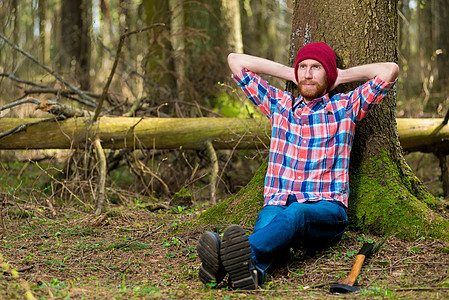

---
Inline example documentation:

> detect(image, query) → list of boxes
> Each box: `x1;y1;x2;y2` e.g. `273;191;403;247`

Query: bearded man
197;42;399;290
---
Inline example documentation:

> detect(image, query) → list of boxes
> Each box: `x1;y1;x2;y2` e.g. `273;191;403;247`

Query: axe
329;242;375;294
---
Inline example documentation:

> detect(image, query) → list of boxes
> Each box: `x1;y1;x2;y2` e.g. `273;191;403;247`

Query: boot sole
221;225;257;290
197;231;226;285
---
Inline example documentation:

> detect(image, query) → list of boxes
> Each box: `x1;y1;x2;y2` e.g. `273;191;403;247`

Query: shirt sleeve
232;68;288;119
346;76;396;122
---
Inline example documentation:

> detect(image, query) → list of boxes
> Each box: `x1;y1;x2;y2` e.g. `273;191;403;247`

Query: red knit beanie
294;42;337;90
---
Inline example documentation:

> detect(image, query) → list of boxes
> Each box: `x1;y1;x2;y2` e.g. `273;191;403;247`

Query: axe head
329;283;360;294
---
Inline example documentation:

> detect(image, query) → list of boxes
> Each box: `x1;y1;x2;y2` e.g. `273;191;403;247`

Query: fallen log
0;117;448;152
0;117;271;150
396;118;449;152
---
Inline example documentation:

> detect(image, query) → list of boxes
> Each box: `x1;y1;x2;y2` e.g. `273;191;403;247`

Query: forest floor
1;202;449;299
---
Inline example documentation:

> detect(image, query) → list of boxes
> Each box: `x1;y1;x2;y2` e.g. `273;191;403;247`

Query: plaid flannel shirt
233;68;396;207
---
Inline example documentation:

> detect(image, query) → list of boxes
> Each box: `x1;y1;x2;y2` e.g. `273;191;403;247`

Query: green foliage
212;84;258;118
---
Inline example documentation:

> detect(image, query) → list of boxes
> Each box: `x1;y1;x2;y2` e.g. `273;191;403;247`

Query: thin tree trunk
60;0;91;90
222;0;243;53
38;0;47;64
169;0;186;100
436;0;449;90
143;0;177;105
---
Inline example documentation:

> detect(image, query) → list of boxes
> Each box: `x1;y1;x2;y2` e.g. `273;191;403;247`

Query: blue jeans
248;196;348;280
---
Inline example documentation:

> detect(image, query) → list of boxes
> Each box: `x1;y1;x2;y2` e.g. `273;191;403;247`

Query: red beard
298;80;328;101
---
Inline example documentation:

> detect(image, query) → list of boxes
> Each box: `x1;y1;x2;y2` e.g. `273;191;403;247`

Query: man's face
296;59;328;102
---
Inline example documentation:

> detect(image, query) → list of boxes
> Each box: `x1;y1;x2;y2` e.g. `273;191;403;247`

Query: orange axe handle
339;242;374;286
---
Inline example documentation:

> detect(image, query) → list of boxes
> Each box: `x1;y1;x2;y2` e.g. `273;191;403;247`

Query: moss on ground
198;157;267;228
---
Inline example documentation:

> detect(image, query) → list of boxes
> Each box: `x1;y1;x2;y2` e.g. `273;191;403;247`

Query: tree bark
436;0;449;90
143;0;177;102
222;0;244;53
38;0;47;64
200;0;449;241
169;0;186;100
60;0;92;90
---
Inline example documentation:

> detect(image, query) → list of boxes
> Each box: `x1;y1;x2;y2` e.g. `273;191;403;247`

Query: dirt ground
1;203;449;299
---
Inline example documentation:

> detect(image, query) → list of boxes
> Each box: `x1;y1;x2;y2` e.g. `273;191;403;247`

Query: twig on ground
30;160;94;210
133;154;171;196
94;138;107;215
205;140;218;205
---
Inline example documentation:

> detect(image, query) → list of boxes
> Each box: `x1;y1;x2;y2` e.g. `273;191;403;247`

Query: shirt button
303;140;307;144
298;176;302;179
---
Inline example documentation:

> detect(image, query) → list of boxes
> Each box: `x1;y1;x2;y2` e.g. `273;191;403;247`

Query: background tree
200;0;449;241
435;0;449;91
222;0;243;54
59;0;92;90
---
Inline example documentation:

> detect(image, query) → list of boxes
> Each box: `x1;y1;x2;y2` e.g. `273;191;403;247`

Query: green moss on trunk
349;149;449;241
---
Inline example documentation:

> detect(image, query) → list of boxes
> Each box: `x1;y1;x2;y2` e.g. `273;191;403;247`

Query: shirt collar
296;93;329;107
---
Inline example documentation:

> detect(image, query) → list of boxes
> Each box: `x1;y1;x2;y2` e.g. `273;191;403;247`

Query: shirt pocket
304;110;337;161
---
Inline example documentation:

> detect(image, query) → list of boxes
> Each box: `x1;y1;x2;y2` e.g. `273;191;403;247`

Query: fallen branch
0;97;94;117
0;98;41;112
24;88;100;108
0;73;48;88
0;117;59;140
0;33;97;106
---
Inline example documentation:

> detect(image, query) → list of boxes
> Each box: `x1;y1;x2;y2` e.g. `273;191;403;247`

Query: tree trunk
38;0;47;64
60;0;92;90
200;0;449;241
436;0;449;90
222;0;243;53
169;0;186;100
11;0;19;66
143;0;177;102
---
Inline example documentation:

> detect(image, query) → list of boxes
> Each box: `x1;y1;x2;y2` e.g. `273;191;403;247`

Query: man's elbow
227;53;241;74
386;62;399;82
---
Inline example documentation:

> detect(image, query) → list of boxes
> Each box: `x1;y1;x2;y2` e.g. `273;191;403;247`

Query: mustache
299;80;318;85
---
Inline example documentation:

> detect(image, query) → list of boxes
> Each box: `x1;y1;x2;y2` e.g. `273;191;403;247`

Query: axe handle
338;254;366;286
338;242;374;286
